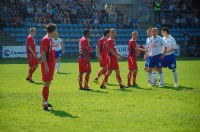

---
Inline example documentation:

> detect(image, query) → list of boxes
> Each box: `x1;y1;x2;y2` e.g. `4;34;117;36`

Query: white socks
172;69;178;83
159;72;164;84
55;62;61;72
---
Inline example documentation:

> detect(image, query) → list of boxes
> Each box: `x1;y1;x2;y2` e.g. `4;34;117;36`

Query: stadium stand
0;0;199;56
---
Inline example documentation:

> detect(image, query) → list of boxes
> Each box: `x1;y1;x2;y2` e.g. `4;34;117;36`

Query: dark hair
104;29;110;36
46;23;57;33
84;29;90;36
162;27;169;34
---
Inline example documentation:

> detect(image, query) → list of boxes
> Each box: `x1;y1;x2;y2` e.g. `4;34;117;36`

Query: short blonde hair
30;27;36;32
152;27;158;31
147;27;152;32
132;31;138;35
110;28;116;32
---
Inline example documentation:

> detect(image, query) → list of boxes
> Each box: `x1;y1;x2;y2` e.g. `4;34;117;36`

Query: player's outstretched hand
98;55;102;61
84;58;88;64
143;55;147;61
117;55;123;60
33;54;37;58
62;51;65;55
45;66;50;74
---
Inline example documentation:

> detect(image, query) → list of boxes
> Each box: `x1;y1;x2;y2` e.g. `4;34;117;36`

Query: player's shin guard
116;75;123;86
133;72;137;85
42;87;49;105
127;72;132;86
159;72;164;84
172;69;178;83
84;73;90;88
78;74;83;88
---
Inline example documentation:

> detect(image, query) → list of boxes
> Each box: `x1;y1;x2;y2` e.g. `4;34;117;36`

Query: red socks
101;74;109;86
84;73;90;88
42;87;49;104
127;72;132;86
78;74;83;88
95;70;107;80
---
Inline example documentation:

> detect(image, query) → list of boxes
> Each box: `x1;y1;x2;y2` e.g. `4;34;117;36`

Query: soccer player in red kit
93;29;110;84
127;31;146;88
40;23;57;111
100;29;128;89
78;29;92;90
26;28;38;83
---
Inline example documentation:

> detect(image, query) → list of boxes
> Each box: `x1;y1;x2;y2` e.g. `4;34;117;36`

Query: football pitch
0;57;200;131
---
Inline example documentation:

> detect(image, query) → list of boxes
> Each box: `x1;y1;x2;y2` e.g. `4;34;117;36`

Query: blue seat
4;28;9;31
16;38;21;42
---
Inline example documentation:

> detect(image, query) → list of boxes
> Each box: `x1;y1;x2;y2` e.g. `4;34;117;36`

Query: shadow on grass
106;83;119;86
81;89;108;94
57;72;71;75
34;82;44;85
50;109;78;118
162;85;193;91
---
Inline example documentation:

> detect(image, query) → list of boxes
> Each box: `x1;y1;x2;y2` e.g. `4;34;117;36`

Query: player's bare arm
166;48;176;53
41;51;49;74
109;48;122;59
61;42;64;54
28;46;36;58
160;47;167;59
96;46;102;61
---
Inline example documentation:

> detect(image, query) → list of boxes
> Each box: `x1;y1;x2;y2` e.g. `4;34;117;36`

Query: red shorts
100;56;107;67
78;57;91;73
41;61;55;82
107;56;119;70
27;53;38;67
128;56;137;70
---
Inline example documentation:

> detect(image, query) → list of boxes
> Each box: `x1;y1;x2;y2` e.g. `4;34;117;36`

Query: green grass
0;57;200;132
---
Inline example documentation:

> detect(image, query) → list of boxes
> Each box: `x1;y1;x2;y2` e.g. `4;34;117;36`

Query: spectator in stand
27;5;34;17
169;2;175;13
154;0;161;22
180;17;187;28
54;12;59;23
11;17;17;28
63;11;70;24
0;17;5;29
84;18;89;29
124;18;131;29
89;19;94;29
175;16;181;27
16;16;23;27
43;13;51;23
193;16;199;28
131;17;138;29
117;16;123;29
93;17;99;29
161;17;166;27
181;2;188;13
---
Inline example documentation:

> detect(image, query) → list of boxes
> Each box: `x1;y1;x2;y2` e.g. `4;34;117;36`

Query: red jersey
79;37;91;58
98;36;108;58
26;35;36;54
40;35;55;61
128;38;137;57
107;37;117;57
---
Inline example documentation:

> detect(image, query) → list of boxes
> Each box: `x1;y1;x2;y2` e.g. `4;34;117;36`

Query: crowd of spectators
143;0;200;28
0;0;108;28
117;16;138;29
